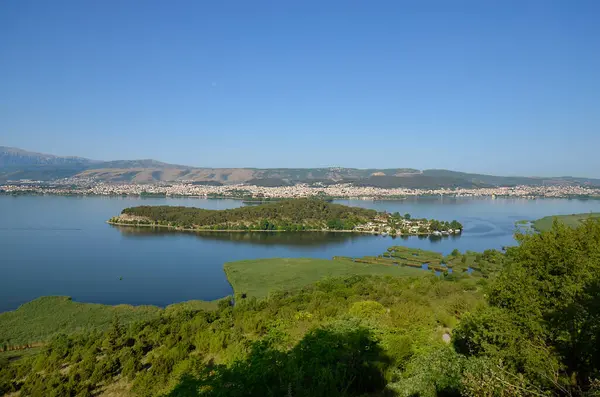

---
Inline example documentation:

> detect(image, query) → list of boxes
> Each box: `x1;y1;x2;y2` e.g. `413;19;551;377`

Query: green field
0;296;218;347
224;257;429;298
224;245;505;299
532;212;600;232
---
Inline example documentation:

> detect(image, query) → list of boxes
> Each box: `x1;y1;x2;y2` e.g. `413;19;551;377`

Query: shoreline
3;191;600;200
106;220;450;236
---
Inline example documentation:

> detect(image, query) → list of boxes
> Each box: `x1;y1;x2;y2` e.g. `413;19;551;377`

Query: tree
327;218;344;230
450;220;463;230
454;219;600;393
104;316;124;352
404;213;411;220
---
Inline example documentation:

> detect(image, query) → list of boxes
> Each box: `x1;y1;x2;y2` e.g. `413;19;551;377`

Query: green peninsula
109;198;463;236
225;246;502;299
532;212;600;232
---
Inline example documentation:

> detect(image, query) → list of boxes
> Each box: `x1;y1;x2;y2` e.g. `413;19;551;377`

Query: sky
1;0;599;177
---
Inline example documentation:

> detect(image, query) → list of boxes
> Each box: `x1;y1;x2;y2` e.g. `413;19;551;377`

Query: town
2;178;599;200
353;213;463;237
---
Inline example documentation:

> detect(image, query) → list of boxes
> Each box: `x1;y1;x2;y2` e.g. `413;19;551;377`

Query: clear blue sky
1;0;599;177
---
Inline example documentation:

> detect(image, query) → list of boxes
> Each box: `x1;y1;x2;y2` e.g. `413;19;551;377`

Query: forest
1;218;600;396
113;198;377;231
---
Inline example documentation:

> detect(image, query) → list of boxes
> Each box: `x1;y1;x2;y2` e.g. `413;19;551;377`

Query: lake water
2;195;600;312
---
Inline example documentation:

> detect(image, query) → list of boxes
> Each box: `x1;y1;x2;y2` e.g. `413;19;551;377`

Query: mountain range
2;146;599;188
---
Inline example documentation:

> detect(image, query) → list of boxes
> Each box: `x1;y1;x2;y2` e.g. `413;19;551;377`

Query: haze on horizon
1;0;599;178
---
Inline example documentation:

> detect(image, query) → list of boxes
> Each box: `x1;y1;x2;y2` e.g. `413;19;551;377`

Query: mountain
0;147;190;183
1;146;599;187
86;159;190;169
0;146;94;167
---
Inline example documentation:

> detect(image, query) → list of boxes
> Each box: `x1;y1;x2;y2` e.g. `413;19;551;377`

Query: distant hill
420;169;600;187
353;174;491;189
2;146;599;188
0;146;94;167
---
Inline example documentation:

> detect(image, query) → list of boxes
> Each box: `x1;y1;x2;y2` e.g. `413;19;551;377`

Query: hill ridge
2;145;599;187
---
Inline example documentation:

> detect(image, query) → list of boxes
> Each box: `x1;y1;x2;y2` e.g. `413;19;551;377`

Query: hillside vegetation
0;275;485;397
0;297;217;348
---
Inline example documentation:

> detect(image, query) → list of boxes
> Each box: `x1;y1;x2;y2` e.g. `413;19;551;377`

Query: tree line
117;198;378;230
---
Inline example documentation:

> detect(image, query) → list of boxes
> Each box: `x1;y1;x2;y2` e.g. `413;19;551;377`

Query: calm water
2;195;600;312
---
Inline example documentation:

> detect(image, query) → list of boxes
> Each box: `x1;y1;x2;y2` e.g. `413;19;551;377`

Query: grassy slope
532;213;600;232
0;296;218;346
224;257;427;298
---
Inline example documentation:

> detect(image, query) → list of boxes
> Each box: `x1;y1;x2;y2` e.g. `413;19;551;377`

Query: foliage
453;218;600;394
111;198;462;234
168;322;389;397
0;296;161;347
115;198;377;231
384;246;504;275
0;297;217;348
0;275;483;396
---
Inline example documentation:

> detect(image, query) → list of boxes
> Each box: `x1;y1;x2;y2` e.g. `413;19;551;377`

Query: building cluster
354;217;461;236
1;179;599;200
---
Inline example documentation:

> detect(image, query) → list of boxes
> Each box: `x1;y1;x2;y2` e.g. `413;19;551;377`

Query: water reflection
113;226;370;247
113;225;466;248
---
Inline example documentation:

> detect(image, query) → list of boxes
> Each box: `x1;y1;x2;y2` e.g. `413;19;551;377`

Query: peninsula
531;212;600;232
108;198;463;236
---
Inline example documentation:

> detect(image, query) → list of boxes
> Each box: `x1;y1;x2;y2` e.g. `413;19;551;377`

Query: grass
164;299;219;314
224;257;428;298
532;213;600;232
0;296;218;347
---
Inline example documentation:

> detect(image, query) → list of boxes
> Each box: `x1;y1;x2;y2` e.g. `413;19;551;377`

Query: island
108;198;463;236
531;212;600;232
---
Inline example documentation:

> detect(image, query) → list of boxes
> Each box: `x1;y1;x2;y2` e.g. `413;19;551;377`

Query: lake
2;195;600;312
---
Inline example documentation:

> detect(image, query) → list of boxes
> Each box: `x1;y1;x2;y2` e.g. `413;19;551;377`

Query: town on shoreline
2;178;600;200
